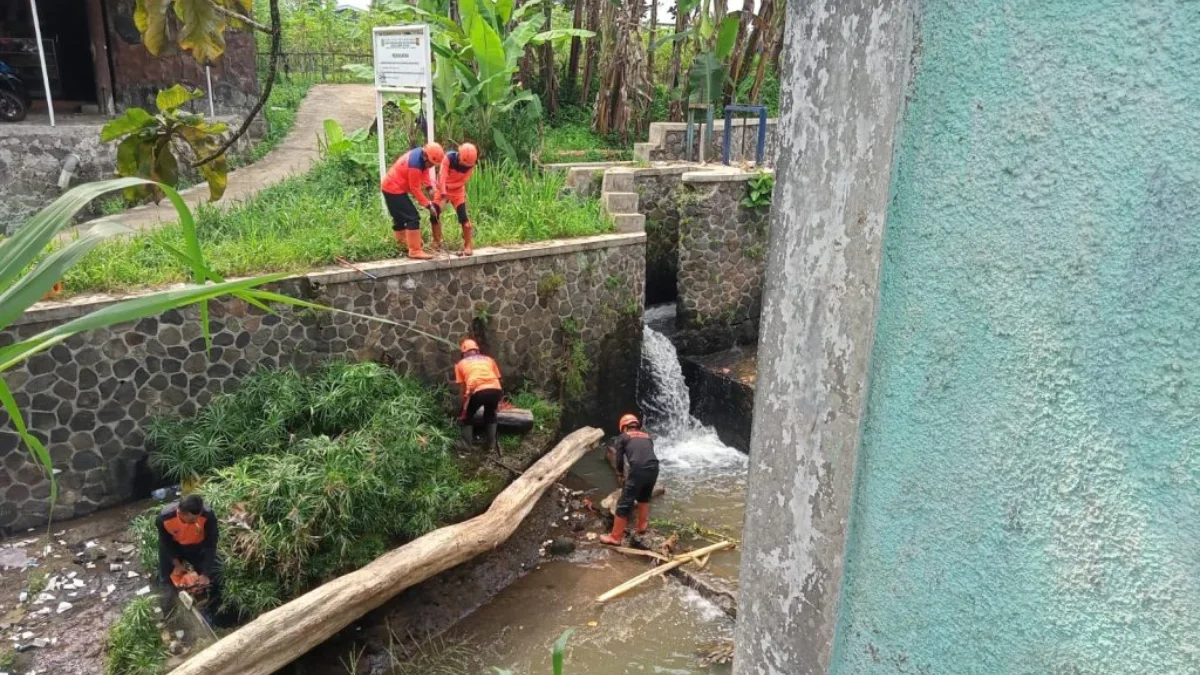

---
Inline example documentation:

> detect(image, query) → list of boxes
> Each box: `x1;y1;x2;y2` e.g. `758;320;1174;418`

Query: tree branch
210;0;275;35
193;0;282;168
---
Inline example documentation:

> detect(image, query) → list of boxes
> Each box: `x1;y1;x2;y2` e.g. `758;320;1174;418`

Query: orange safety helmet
423;142;446;165
457;143;479;167
460;338;480;354
619;414;640;432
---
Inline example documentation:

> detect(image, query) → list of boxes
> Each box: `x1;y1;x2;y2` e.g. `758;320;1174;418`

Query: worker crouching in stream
157;494;220;618
455;338;504;456
601;414;660;545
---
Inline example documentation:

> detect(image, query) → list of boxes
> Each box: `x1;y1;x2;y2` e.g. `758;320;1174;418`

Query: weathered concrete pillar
733;2;916;673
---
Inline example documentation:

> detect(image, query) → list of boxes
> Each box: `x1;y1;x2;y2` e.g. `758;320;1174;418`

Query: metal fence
256;51;372;82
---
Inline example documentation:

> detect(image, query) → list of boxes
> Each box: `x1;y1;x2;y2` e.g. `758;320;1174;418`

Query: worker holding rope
600;414;660;545
381;142;445;260
434;142;480;256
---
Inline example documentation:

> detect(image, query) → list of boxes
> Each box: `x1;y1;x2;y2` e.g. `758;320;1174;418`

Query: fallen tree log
469;407;535;433
170;426;604;675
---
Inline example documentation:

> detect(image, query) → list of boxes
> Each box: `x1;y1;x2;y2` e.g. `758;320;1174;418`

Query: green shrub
104;598;167;675
138;362;484;618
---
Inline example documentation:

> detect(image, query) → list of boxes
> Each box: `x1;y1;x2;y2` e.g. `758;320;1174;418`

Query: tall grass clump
104;598;167;675
137;361;484;619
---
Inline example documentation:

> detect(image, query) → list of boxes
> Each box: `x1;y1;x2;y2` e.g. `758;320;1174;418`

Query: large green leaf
495;0;514;25
530;28;596;45
173;0;228;63
156;84;203;113
0;178;155;293
688;50;726;103
459;0;482;36
552;629;573;675
505;14;547;68
100;108;156;142
469;20;508;103
511;0;545;23
677;0;702;12
715;13;741;61
154;140;180;188
134;0;171;56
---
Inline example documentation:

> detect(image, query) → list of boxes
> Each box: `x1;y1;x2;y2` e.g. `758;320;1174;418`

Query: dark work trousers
158;538;222;608
383;191;420;231
616;462;660;517
461;388;503;425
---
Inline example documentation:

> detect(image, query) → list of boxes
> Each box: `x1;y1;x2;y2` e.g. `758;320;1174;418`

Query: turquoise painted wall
832;2;1200;673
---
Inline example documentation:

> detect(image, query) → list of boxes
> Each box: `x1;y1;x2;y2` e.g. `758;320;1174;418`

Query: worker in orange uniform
455;338;504;456
381;142;445;260
157;494;220;610
434;142;479;256
600;414;659;545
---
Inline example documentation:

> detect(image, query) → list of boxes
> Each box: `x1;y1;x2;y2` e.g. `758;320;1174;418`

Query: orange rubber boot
461;222;474;257
405;230;433;260
392;230;405;249
599;516;627;545
635;502;651;534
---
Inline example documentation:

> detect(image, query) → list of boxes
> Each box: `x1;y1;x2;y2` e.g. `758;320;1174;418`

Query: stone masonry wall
638;118;779;167
674;173;770;354
0;235;645;532
633;167;692;305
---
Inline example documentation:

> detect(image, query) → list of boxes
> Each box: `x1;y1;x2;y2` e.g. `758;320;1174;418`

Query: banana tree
2;179;454;514
375;0;593;158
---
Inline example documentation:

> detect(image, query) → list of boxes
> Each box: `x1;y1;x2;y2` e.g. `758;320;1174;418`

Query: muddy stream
445;308;748;674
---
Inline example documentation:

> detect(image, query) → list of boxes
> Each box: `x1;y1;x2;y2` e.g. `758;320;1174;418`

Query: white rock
85;563;96;569
20;631;33;640
175;630;185;639
55;602;72;614
105;584;116;594
18;592;27;603
31;638;48;648
117;545;135;554
84;540;98;549
135;586;151;596
109;564;124;572
126;571;140;579
67;572;77;579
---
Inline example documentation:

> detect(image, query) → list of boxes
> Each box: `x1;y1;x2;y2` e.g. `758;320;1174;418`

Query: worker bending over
157;494;220;609
381;143;445;260
434;143;479;256
601;414;660;545
455;338;504;456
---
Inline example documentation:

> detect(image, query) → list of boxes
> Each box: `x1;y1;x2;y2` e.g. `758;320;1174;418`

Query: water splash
640;325;748;473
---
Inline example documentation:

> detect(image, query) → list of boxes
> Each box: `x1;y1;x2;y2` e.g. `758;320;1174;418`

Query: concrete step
601;168;636;193
611;213;646;233
634;143;654;162
564;167;606;198
602;191;640;215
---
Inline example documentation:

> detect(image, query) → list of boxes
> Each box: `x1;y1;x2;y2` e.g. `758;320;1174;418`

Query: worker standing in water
455;338;504;456
157;494;220;611
381;142;445;260
600;414;659;545
434;142;479;256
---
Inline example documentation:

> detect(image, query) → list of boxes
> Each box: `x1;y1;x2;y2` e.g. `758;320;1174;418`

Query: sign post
372;25;435;186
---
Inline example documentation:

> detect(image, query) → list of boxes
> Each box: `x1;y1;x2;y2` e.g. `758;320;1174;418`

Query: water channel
449;307;749;673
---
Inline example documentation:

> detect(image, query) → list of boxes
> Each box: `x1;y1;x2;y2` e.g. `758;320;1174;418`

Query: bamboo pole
610;546;670;562
597;540;735;603
170;427;605;675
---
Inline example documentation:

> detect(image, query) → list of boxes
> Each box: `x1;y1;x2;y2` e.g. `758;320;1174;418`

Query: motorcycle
0;60;31;122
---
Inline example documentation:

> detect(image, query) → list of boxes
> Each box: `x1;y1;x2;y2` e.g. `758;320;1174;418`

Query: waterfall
639;322;747;472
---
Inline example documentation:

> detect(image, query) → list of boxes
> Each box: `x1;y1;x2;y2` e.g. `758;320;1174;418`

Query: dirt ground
0;499;184;675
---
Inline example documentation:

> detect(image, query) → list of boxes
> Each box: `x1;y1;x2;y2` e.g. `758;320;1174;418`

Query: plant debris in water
104;597;166;675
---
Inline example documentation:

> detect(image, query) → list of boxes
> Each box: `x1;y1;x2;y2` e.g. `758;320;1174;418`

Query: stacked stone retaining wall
0;235;645;531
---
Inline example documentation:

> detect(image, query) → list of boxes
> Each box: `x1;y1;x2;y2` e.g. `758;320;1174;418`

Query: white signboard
373;29;430;90
371;26;436;202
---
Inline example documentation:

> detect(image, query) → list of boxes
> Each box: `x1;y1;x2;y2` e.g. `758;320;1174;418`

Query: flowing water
453;306;750;673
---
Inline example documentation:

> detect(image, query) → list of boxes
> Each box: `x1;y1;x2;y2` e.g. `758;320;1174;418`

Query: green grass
59;159;612;296
104;598;167;675
134;361;485;619
540;122;632;164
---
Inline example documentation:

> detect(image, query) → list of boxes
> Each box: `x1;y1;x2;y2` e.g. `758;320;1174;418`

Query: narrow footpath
70;84;376;237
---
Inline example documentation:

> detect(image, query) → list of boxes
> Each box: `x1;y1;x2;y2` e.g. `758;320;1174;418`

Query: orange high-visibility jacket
436;151;476;201
381;148;436;206
455;354;502;399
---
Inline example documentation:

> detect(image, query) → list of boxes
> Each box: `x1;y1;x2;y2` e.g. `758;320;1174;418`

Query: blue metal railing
723;105;769;167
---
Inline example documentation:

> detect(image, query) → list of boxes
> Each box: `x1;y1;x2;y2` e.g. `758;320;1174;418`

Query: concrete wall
0;235;645;532
635;166;693;305
0;119;256;231
832;2;1200;673
635;117;779;167
733;1;915;673
674;172;770;354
